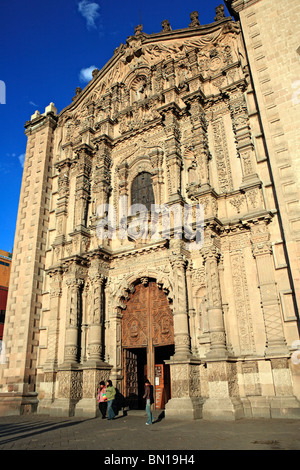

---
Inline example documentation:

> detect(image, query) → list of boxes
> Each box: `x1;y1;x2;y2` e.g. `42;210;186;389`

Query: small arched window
131;172;155;211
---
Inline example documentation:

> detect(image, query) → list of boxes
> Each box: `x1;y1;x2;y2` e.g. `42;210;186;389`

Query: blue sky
0;0;229;252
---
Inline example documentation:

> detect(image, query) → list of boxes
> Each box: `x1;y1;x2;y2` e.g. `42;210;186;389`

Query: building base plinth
202;397;244;421
165;397;203;420
47;398;79;417
75;398;100;418
0;392;38;416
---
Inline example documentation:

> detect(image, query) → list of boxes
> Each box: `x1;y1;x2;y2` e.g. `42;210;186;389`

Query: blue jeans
146;399;153;424
107;400;115;420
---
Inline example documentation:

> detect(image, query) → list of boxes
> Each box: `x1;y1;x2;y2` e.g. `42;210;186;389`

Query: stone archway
121;279;174;409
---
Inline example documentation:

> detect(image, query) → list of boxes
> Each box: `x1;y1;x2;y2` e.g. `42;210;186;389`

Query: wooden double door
122;281;174;409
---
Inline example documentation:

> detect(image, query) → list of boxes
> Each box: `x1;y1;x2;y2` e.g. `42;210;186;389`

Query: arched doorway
122;280;174;410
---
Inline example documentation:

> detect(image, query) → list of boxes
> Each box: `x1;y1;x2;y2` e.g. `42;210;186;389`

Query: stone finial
161;19;172;32
189;11;200;28
215;4;226;21
45;102;57;116
92;68;99;79
72;87;82;102
31;110;40;121
134;24;143;35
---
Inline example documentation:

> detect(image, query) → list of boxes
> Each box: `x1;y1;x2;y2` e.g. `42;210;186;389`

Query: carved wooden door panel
122;281;174;349
124;349;138;398
122;281;174;401
122;283;149;348
149;281;174;347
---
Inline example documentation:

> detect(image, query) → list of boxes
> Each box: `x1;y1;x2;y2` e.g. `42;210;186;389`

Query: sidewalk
0;409;299;451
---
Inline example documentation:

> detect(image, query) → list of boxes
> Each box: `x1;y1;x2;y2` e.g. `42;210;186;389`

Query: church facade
0;1;300;420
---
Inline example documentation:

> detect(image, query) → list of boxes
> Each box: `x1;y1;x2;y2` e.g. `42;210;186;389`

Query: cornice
24;112;58;135
224;0;262;19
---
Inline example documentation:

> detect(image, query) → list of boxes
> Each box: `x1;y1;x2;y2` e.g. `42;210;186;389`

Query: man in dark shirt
143;379;154;425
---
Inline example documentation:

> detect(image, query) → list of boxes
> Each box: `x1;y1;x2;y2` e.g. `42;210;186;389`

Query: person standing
97;381;107;419
143;379;154;425
106;380;116;420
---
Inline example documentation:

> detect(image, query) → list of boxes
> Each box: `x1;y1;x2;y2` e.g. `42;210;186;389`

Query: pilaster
250;220;289;356
0;104;57;416
201;243;229;360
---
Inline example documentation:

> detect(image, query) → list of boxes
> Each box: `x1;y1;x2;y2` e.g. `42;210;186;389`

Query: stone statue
189;11;200;28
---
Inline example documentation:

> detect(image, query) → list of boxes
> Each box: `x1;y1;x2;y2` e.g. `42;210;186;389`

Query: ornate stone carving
230;250;255;355
189;11;200;28
161;20;172;32
212;117;233;192
201;245;228;359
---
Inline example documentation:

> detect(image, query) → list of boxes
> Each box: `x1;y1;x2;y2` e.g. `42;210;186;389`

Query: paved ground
0;409;299;455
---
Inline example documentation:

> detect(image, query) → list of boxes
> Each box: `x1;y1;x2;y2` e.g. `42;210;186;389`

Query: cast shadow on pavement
0;418;86;446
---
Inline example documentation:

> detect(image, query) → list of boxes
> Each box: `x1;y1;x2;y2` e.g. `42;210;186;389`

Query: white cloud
78;0;100;30
18;153;25;168
79;65;97;83
29;100;39;107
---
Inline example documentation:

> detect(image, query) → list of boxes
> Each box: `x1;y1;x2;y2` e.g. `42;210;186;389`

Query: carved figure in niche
188;163;198;185
189;11;200;28
131;76;148;103
223;45;233;65
184;148;200;186
199;296;209;333
178;64;189;87
161;19;172;32
136;82;147;101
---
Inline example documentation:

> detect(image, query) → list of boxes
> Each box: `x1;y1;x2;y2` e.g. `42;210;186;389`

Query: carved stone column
44;269;63;369
54;159;71;243
201;245;229;359
73;144;92;229
149;149;164;205
165;243;203;420
75;261;112;418
92;137;112;212
108;307;123;389
184;93;210;192
64;278;84;365
200;239;244;420
229;88;260;187
161;106;183;202
50;271;84;417
87;273;105;363
186;262;198;357
38;269;62;414
251;221;289;355
170;254;191;359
